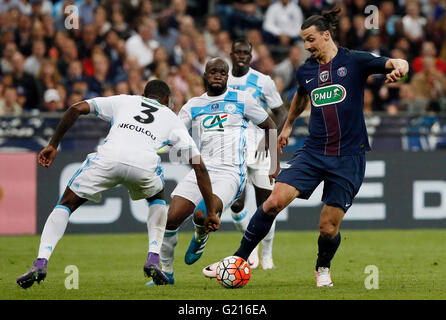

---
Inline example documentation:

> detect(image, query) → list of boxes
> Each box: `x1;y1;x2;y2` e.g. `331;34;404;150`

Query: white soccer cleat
315;267;333;287
261;257;275;270
202;261;219;278
247;246;259;269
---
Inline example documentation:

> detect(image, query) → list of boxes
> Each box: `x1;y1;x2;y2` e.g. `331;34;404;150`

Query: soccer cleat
16;258;48;289
247;246;259;269
202;261;220;278
143;252;169;285
145;271;174;286
184;234;209;265
315;267;333;287
261;257;275;270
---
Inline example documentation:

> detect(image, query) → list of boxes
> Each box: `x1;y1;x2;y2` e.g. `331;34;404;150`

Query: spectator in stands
363;88;374;115
79;0;97;26
402;0;427;43
351;14;370;50
125;17;159;68
214;30;232;63
12;51;39;110
94;5;112;41
0;42;17;74
36;59;61;106
15;12;33;56
0;86;21;116
111;11;131;40
87;53;111;97
30;0;52;18
42;88;63;112
154;13;179;58
24;39;46;77
167;0;188;30
204;14;221;57
299;0;319;19
411;56;446;112
337;15;356;49
63;60;84;90
274;45;302;94
262;0;303;46
413;41;446;74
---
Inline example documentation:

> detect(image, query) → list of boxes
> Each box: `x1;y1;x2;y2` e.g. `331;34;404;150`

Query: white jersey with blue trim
179;88;268;174
86;94;199;172
228;67;283;151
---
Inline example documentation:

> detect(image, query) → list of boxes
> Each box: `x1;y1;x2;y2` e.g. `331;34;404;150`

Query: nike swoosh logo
306;78;314;84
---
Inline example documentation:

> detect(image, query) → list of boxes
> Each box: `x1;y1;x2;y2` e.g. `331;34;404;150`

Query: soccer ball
216;256;251;289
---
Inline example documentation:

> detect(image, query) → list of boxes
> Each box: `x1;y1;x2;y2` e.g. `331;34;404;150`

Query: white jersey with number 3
86;94;199;172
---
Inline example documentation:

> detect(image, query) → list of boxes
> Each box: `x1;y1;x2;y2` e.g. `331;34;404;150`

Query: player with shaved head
147;58;280;285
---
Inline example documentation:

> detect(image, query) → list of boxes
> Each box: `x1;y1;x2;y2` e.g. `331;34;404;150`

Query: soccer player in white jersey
17;80;219;289
150;58;280;285
224;39;287;270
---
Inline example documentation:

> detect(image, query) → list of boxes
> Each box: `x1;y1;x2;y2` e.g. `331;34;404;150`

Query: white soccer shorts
67;153;164;202
246;150;274;191
171;168;244;210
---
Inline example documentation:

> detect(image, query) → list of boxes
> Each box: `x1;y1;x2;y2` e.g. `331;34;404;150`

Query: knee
319;220;338;239
263;196;284;216
193;210;205;225
230;198;245;213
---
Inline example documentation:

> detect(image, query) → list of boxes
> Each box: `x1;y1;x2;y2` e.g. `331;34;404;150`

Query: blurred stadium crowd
0;0;446;117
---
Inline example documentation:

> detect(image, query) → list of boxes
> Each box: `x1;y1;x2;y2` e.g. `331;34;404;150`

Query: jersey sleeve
352;50;389;77
178;103;192;130
243;93;269;125
262;76;283;109
296;67;308;95
168;116;200;159
85;96;117;122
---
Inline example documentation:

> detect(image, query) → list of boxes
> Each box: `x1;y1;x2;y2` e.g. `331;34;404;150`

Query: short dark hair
301;7;341;37
143;79;171;99
231;38;252;53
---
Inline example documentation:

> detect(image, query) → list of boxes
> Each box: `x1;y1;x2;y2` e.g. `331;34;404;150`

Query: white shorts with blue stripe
68;153;164;203
171;168;244;210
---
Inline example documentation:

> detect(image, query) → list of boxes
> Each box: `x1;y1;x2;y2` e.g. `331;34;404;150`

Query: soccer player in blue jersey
208;7;409;287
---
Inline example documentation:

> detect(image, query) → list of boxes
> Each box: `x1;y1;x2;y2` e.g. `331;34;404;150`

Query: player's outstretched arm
384;58;409;84
257;116;280;184
189;155;220;232
38;101;91;168
278;89;309;154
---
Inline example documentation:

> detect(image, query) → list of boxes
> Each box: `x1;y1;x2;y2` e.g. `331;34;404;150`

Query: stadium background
0;0;446;235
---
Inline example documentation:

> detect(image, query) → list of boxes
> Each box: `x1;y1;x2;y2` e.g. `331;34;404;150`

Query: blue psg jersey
297;47;389;156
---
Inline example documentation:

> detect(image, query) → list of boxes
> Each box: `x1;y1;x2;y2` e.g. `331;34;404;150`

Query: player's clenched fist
38;145;57;168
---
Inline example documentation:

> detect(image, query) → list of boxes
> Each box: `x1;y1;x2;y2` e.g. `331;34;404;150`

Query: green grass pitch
1;230;445;300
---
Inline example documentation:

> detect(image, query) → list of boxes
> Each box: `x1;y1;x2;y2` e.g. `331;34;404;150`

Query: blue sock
316;232;341;269
234;206;275;261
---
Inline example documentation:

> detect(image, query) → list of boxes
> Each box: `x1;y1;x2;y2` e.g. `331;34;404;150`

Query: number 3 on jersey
134;101;159;124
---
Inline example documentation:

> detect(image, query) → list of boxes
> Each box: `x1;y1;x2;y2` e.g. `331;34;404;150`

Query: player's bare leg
315;204;344;287
17;188;87;289
185;195;223;264
143;190;170;285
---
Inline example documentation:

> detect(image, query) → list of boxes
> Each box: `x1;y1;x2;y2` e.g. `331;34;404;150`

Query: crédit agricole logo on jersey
202;114;228;132
311;84;347;107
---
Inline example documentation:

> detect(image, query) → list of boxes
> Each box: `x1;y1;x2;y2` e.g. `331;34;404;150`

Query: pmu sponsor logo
311;84;346;107
118;123;156;140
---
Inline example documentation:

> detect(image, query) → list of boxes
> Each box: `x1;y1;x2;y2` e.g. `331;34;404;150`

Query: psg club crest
211;103;219;111
337;67;347;77
319;70;329;82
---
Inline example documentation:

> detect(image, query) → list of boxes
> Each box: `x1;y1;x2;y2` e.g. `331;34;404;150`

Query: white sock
231;208;250;233
38;206;70;260
160;228;178;274
146;201;168;254
261;219;276;259
193;220;207;241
